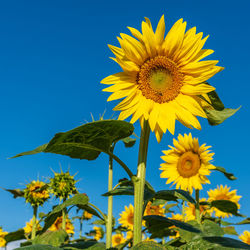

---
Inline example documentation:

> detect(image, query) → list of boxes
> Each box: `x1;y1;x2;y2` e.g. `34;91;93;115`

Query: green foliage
15;245;61;250
32;229;68;247
213;166;237;180
132;241;165;249
77;205;104;220
4;229;25;243
3;188;24;198
62;241;106;249
10;144;48;159
223;226;238;236
121;136;136;148
210;200;241;216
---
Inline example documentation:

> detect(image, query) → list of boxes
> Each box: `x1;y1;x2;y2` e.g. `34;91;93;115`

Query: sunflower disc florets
50;171;78;200
24;180;50;206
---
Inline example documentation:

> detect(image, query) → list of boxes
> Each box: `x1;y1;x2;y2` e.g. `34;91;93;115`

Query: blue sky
0;0;249;243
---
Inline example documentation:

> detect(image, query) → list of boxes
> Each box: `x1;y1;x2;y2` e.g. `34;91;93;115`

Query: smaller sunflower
160;133;215;193
23;218;42;234
0;228;7;247
168;213;183;239
119;204;134;230
207;185;241;218
239;231;250;245
83;211;93;220
112;233;126;247
185;198;210;221
144;201;165;217
24;180;50;206
49;216;74;234
50;171;78;200
93;226;104;241
144;237;157;242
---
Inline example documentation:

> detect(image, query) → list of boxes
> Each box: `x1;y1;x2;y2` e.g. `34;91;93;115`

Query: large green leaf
62;241;106;249
15;245;61;250
3;188;24;198
155;189;196;204
5;229;25;243
132;241;165;249
10;144;48;159
211;200;241;216
212;166;237;180
77;204;103;220
203;236;250;249
11;120;134;160
33;229;68;247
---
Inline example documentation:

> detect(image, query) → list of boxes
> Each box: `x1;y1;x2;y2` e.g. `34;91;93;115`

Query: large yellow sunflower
160;133;215;193
119;204;134;230
239;231;250;245
101;15;223;142
207;185;241;218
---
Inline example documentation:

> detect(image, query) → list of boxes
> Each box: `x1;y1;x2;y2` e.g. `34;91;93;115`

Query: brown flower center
137;56;183;103
127;213;134;225
177;151;201;178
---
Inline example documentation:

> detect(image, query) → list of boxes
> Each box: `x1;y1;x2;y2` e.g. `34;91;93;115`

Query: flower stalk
106;145;114;249
62;198;67;231
133;120;150;245
195;189;201;225
31;205;38;240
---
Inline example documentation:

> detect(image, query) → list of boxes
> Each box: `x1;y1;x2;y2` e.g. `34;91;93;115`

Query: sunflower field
1;5;250;250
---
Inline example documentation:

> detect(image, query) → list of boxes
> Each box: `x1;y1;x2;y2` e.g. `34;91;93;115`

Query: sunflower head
144;201;165;216
49;171;78;200
185;198;210;221
23;218;42;234
118;204;134;230
24;180;50;206
93;226;104;241
160;133;215;193
112;233;126;247
49;216;74;235
239;231;250;245
101;15;223;142
207;185;241;218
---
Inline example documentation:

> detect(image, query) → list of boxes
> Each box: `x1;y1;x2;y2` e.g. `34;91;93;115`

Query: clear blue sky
0;0;249;240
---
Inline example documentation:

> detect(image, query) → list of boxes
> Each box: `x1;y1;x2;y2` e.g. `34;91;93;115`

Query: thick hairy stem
106;146;114;249
133;120;150;245
31;205;38;240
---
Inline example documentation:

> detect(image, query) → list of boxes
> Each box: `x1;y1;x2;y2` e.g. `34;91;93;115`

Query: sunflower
49;216;74;234
207;185;241;218
112;233;126;247
23;218;42;234
93;226;104;241
24;180;50;206
185;198;210;221
0;228;7;247
83;210;93;220
101;15;223;142
168;213;183;239
160;133;215;193
144;201;165;217
119;204;134;230
239;231;250;245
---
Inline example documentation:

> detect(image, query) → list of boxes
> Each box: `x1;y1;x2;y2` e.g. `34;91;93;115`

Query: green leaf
213;166;237;180
41;211;62;233
211;200;241;216
144;215;201;234
223;226;238;236
10;144;48;159
121;137;136;148
155;189;196;204
205;107;240;126
3;188;24;198
15;245;61;250
237;217;250;225
52;194;89;214
62;241;106;249
132;241;165;249
150;199;166;206
4;229;25;243
33;229;68;247
202;220;224;237
206;90;225;111
202;236;250;249
77;204;103;220
102;186;134;196
11;120;134;160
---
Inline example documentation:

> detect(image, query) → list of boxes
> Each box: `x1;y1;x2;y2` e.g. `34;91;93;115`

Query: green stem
133;120;150;245
62;198;67;231
182;201;185;219
79;216;83;238
106;146;114;249
107;151;133;178
89;203;107;222
195;189;201;225
31;205;38;240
